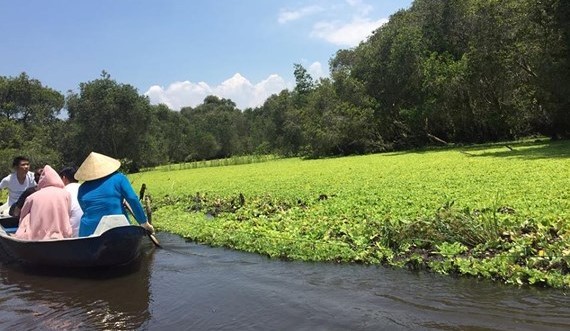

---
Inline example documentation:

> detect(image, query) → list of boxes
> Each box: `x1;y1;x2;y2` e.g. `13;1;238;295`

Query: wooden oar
123;199;161;248
147;228;162;248
138;184;161;248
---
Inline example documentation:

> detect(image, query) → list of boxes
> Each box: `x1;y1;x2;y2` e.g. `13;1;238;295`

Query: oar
138;184;161;248
123;199;161;248
147;228;162;248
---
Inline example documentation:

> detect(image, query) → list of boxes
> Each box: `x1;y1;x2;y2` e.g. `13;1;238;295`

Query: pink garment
14;165;72;241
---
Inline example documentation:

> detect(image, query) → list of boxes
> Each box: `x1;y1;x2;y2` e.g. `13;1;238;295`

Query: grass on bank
134;139;570;288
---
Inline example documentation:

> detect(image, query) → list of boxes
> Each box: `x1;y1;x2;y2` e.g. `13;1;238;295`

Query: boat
0;215;150;268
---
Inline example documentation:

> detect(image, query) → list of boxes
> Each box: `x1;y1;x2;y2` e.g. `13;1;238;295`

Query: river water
1;232;569;330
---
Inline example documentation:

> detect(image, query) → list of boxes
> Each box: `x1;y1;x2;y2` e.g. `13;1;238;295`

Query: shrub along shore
136;139;570;288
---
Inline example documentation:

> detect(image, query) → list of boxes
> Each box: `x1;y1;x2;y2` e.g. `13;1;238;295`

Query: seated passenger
9;167;44;217
75;152;154;237
14;165;72;241
59;166;83;237
0;156;36;212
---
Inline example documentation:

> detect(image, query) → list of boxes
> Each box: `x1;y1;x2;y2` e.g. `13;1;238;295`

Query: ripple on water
2;232;570;330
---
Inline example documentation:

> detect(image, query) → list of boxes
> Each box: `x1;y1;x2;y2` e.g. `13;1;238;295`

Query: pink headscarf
14;165;72;241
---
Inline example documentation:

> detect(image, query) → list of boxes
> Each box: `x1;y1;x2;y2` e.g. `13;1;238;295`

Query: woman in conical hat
75;152;154;237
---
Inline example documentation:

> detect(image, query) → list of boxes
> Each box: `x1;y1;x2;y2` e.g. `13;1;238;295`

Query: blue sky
1;0;412;110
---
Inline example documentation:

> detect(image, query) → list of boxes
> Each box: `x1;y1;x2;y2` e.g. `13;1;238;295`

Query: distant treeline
1;0;568;173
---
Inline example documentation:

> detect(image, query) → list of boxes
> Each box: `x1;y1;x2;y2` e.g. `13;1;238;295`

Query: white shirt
64;182;84;237
0;171;36;205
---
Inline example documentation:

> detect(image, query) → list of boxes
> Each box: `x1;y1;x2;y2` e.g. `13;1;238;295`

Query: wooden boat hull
0;217;148;268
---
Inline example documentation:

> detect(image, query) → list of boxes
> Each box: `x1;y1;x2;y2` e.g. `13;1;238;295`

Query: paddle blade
147;231;162;248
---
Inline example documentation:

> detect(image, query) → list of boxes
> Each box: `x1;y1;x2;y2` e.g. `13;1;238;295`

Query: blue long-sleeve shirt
77;172;147;237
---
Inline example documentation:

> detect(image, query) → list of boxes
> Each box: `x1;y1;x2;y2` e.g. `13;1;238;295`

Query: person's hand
141;222;155;234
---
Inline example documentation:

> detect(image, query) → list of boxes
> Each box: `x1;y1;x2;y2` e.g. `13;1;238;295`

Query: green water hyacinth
131;139;570;288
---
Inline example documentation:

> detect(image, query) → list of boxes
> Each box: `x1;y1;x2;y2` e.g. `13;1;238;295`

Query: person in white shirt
0;156;36;211
59;166;84;237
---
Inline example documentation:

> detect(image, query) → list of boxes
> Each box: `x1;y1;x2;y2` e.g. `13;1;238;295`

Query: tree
0;73;64;126
0;73;65;168
181;95;247;160
301;78;377;157
349;9;427;148
524;0;570;138
259;90;303;155
147;104;190;164
66;72;153;171
0;117;24;150
293;64;315;97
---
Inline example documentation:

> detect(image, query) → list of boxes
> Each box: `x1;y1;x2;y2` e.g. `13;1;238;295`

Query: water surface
1;232;569;330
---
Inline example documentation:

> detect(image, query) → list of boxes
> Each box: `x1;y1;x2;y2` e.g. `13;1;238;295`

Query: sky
0;0;413;110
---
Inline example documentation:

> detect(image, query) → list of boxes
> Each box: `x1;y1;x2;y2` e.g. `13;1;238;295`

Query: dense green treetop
0;0;568;171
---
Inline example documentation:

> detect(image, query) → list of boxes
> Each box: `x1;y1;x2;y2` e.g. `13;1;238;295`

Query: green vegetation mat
134;139;570;288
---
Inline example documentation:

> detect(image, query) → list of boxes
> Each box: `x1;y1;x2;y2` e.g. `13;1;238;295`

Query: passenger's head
34;167;44;184
12;156;30;174
75;152;121;182
59;166;78;185
37;165;65;189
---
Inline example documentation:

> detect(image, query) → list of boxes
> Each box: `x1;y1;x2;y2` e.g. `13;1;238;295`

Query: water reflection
0;247;154;330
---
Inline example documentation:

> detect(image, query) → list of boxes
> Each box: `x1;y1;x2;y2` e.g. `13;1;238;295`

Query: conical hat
75;152;121;181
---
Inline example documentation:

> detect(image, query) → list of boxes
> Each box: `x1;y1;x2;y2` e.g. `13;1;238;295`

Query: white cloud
145;81;211;110
145;73;289;111
308;61;325;79
279;0;390;47
311;17;388;47
278;5;323;24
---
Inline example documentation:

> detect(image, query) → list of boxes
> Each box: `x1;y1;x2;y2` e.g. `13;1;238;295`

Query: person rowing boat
75;152;155;237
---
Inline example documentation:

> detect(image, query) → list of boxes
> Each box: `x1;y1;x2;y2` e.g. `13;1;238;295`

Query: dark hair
59;166;78;183
33;167;44;183
12;156;29;167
